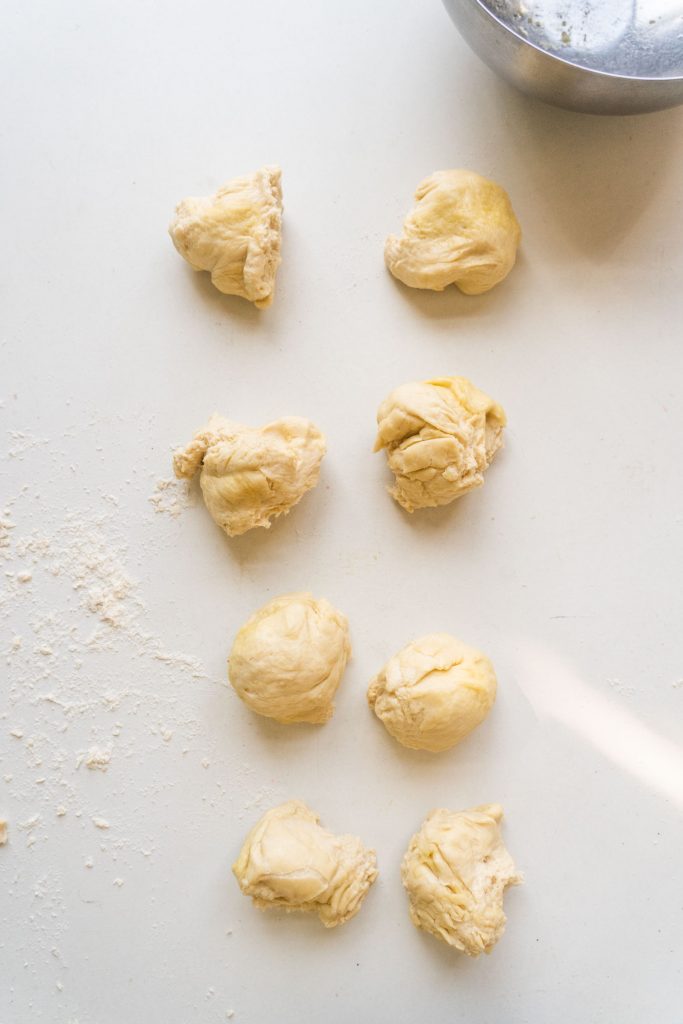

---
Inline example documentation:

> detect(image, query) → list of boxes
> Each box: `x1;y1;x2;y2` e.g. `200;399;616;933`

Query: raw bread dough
0;818;7;846
229;593;351;724
401;804;521;956
233;800;378;928
385;169;520;295
374;377;506;512
367;633;497;752
173;413;326;537
169;165;282;308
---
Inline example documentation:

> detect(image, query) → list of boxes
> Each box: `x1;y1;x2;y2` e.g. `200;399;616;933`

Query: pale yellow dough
374;376;506;512
173;413;325;537
385;169;521;295
401;804;522;956
233;800;378;928
229;593;351;724
169;165;282;307
367;633;497;753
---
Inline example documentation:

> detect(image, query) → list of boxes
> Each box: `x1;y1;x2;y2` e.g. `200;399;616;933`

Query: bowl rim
469;0;683;84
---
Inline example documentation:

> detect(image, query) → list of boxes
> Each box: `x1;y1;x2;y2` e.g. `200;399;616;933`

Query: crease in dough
229;592;351;724
367;633;497;752
374;376;506;512
385;169;520;295
233;800;378;928
169;165;282;307
173;413;325;537
401;804;522;956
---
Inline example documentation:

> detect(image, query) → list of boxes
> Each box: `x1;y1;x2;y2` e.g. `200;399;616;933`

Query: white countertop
3;1;683;1021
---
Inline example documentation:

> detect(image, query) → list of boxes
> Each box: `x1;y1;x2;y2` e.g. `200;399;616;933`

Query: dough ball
173;413;326;537
233;800;378;928
229;593;351;724
401;804;522;956
374;377;505;512
367;633;496;753
385;169;520;295
169;165;282;308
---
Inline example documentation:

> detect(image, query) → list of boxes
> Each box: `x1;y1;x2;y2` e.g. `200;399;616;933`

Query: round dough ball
367;633;496;752
173;413;326;537
374;376;505;512
384;169;521;295
232;800;378;928
401;804;522;956
229;593;351;724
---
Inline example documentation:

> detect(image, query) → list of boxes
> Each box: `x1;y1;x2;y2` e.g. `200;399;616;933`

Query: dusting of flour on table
82;747;111;771
148;477;196;517
0;514;15;557
1;437;262;996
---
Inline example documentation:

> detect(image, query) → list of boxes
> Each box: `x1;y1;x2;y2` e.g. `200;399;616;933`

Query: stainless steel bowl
443;0;683;114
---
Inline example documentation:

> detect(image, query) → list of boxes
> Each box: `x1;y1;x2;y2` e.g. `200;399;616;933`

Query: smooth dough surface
385;169;521;295
233;800;378;928
173;413;325;537
374;377;506;512
169;165;282;307
229;593;351;724
367;633;497;752
401;804;522;956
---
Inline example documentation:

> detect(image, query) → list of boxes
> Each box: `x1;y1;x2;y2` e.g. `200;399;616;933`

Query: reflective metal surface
443;0;683;113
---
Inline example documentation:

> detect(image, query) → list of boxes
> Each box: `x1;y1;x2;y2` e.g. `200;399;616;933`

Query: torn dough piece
374;376;505;512
233;800;378;928
173;413;326;537
385;169;520;295
402;804;521;956
229;593;351;724
0;818;7;846
169;165;282;308
367;633;496;752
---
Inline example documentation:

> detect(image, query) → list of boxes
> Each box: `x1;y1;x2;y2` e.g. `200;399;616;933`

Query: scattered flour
83;747;111;772
148;477;195;518
240;785;278;820
7;430;49;459
19;814;40;830
608;677;636;699
0;515;16;557
1;470;240;992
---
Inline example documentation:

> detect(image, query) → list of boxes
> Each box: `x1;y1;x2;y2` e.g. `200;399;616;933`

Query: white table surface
3;1;683;1021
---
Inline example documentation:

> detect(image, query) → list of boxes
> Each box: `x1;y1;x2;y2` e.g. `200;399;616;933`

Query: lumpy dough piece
374;376;506;512
401;804;522;956
229;593;351;724
367;633;496;753
233;800;378;928
169;165;282;307
173;413;325;537
385;169;521;295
